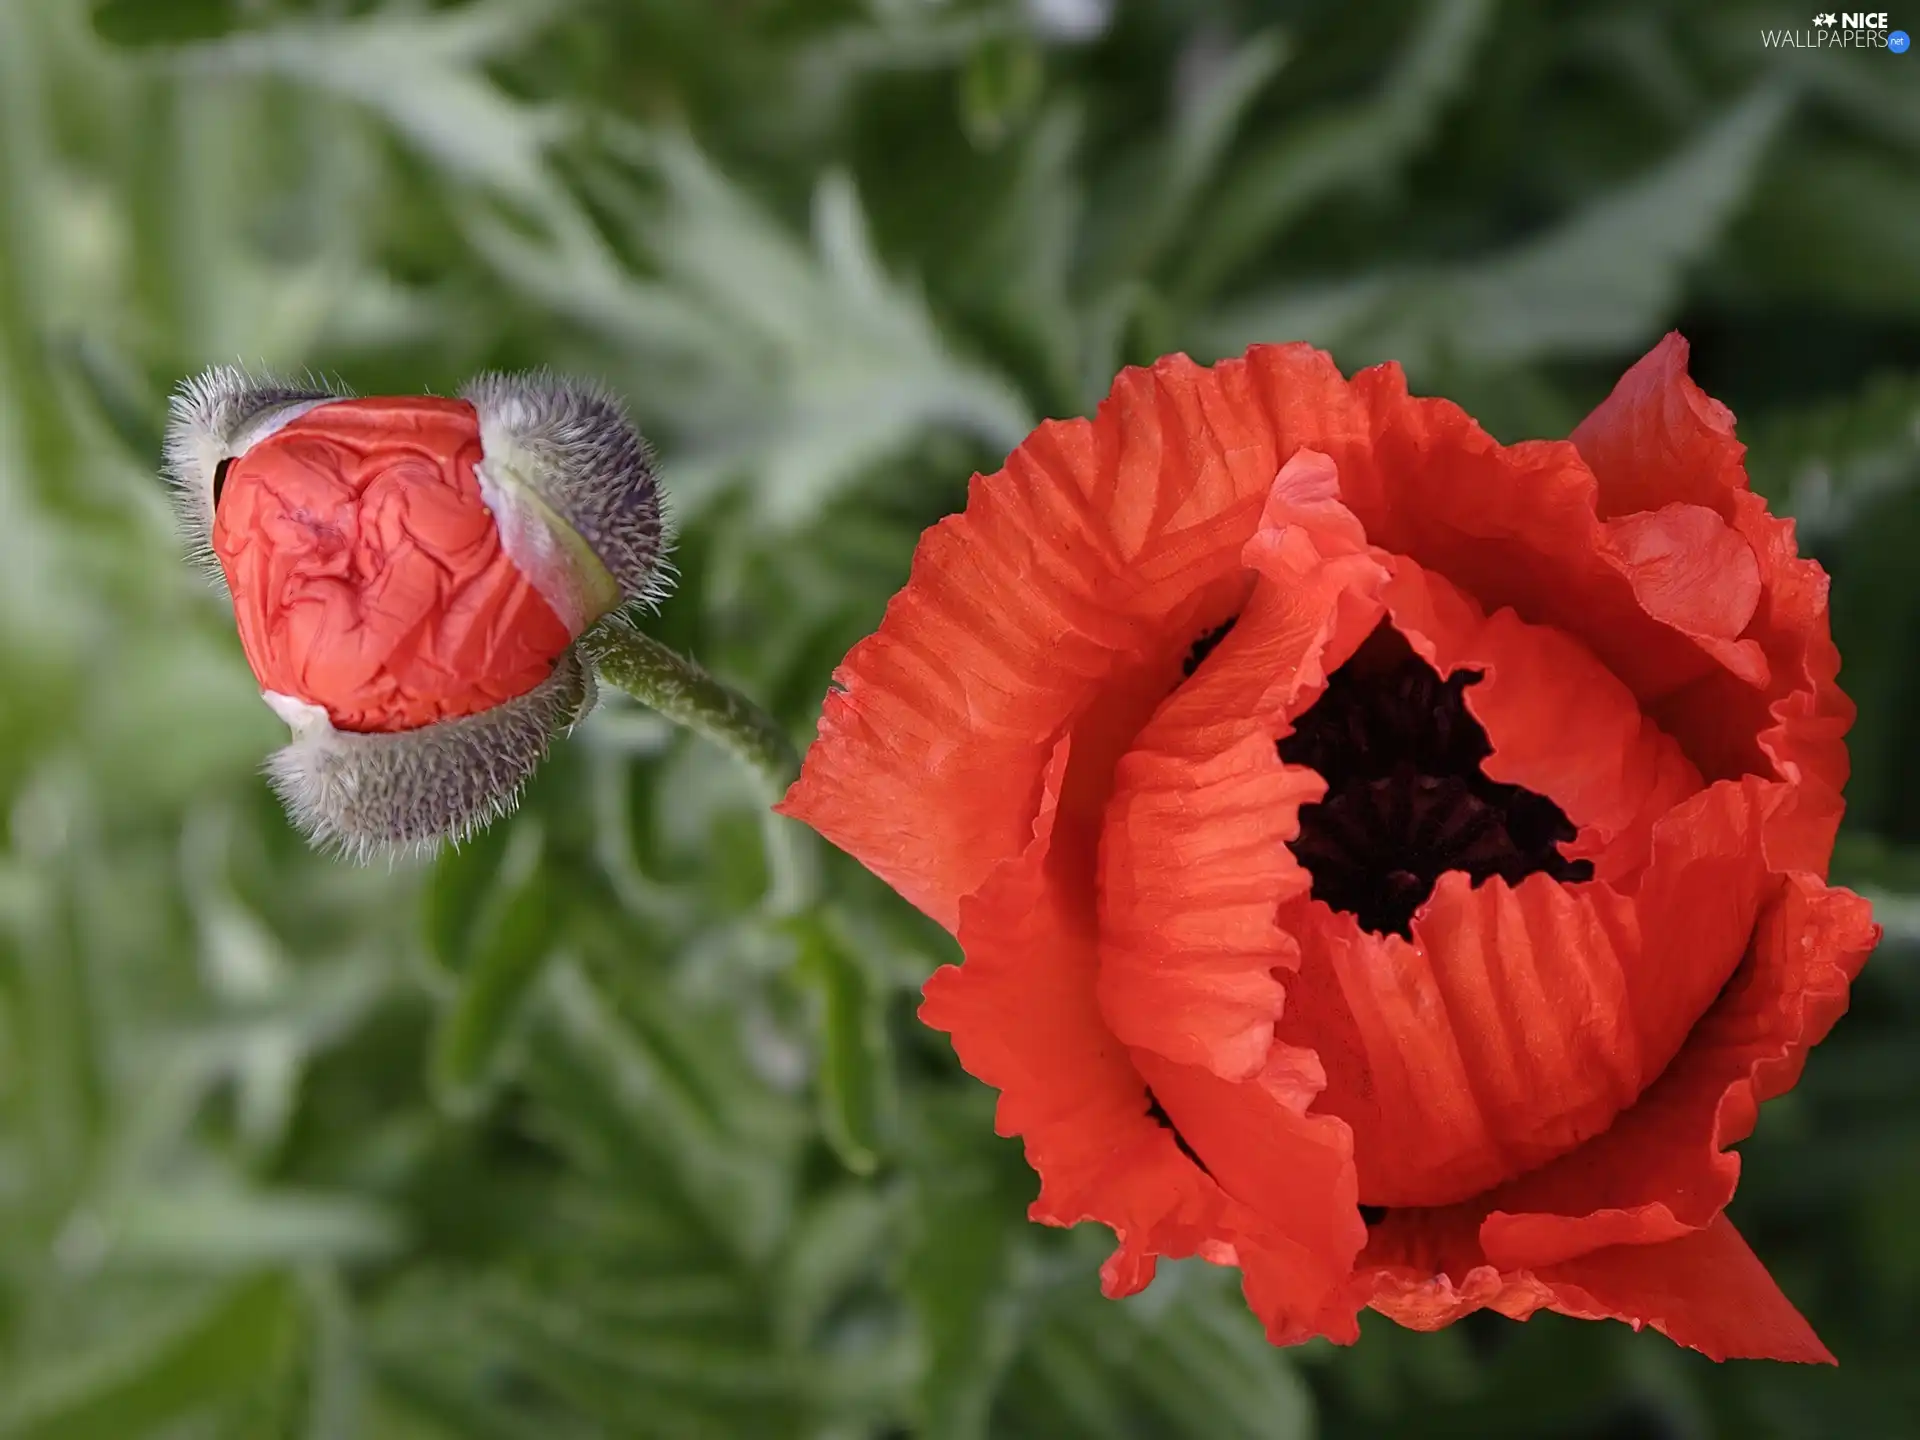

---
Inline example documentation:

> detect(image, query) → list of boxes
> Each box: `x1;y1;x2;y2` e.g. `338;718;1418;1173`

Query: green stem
585;621;819;913
588;622;798;793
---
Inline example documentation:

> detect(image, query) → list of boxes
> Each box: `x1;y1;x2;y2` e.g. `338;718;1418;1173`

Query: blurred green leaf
429;827;558;1116
1832;832;1920;896
421;816;524;976
791;910;894;1176
469;135;1032;525
1174;0;1494;305
1729;143;1920;322
172;0;564;204
1199;84;1790;373
1745;370;1920;540
958;33;1045;151
102;1184;404;1269
90;0;243;48
775;1183;896;1350
1085;29;1291;295
57;335;164;462
0;1273;299;1439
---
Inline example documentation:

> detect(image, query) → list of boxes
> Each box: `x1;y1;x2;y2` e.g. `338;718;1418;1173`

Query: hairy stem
585;620;818;912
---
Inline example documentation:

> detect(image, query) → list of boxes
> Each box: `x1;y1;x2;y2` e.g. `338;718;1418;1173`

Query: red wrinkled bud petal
213;396;573;733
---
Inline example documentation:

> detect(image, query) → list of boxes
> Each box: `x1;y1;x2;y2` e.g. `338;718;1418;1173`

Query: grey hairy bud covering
462;370;673;612
265;647;596;862
162;365;347;574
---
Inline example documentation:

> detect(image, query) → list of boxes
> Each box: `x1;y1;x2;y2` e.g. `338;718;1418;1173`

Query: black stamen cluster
1274;623;1592;938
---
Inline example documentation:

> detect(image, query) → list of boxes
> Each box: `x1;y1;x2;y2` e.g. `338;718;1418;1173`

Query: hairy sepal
162;365;348;576
264;648;596;861
463;371;673;631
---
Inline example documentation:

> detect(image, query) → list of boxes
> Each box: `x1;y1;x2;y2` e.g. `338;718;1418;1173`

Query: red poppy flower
780;336;1880;1362
166;368;666;855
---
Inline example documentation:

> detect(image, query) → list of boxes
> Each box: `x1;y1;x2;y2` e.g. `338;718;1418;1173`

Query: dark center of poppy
1183;617;1237;676
1275;622;1593;938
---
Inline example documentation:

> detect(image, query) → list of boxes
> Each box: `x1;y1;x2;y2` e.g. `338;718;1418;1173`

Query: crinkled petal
1275;904;1498;1209
1353;1204;1557;1332
1647;487;1853;868
1599;504;1766;684
1272;788;1778;1211
1320;844;1858;1328
1096;725;1313;1080
214;397;573;733
1133;1047;1365;1345
784;347;1371;929
1347;365;1769;720
1570;332;1748;520
1352;1205;1832;1363
919;737;1228;1290
922;732;1359;1319
1615;778;1780;1085
1405;875;1643;1196
1278;871;1644;1210
1540;1215;1834;1364
1475;873;1877;1269
1299;777;1776;1212
1570;333;1854;860
1097;449;1388;1079
1379;559;1702;886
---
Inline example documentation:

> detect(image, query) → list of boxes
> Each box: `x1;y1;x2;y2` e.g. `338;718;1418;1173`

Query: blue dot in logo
1892;28;1912;52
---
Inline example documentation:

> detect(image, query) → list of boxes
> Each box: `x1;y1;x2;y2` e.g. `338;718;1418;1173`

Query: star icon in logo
1812;11;1837;22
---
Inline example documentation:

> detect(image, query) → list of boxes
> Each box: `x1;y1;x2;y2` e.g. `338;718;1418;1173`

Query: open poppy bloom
781;336;1880;1361
165;368;667;856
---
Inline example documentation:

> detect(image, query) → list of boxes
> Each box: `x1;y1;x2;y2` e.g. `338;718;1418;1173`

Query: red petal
1570;334;1855;859
1542;1215;1834;1364
783;347;1369;929
919;736;1229;1289
1133;1048;1365;1345
1354;1210;1833;1364
1379;559;1702;886
1275;781;1790;1211
1353;1204;1559;1331
1475;873;1877;1270
1648;488;1853;867
1570;332;1747;521
1347;366;1752;709
1279;872;1645;1209
1096;449;1388;1079
1354;1201;1833;1362
1617;779;1778;1082
1599;504;1766;683
1096;724;1313;1080
921;731;1363;1330
1279;908;1495;1209
213;398;572;732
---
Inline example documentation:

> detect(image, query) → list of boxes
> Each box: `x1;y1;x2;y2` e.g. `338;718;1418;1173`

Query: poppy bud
165;366;667;857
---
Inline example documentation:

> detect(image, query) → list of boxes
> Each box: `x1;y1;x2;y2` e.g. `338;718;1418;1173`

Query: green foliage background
1;0;1916;1435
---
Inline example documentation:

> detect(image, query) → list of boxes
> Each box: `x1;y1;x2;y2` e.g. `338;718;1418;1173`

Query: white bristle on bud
161;365;347;578
263;648;596;863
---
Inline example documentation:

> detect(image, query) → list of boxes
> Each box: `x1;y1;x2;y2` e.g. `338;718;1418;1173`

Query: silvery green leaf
168;0;565;205
1197;86;1790;374
471;135;1032;526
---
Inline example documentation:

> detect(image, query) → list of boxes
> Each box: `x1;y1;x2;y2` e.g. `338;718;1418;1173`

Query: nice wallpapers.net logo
1763;11;1912;48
